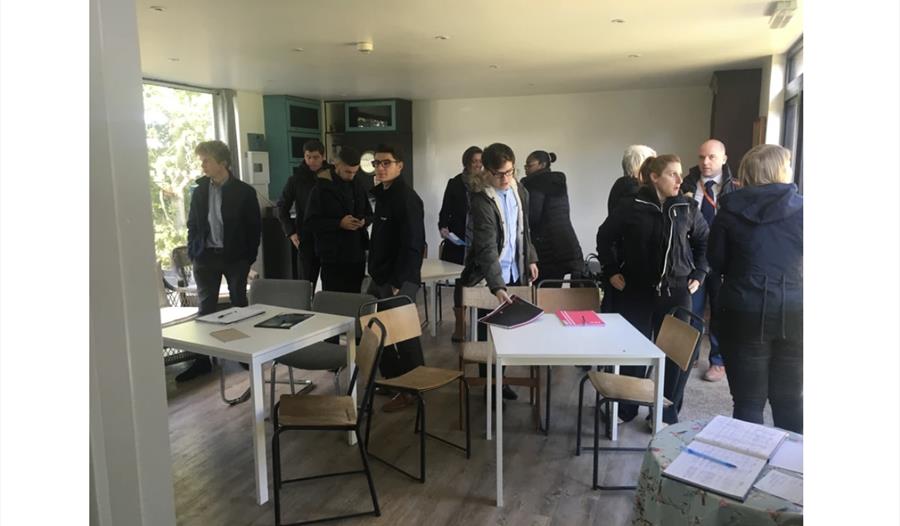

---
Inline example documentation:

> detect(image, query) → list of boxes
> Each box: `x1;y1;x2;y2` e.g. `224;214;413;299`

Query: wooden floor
166;299;741;526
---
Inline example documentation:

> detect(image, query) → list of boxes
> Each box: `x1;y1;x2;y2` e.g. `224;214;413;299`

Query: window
782;38;804;191
142;82;217;267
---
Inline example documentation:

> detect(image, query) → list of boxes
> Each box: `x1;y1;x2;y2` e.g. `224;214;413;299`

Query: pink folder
556;310;605;327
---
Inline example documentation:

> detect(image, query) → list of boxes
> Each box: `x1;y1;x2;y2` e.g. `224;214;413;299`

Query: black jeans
192;250;250;315
366;280;425;379
321;260;365;293
719;335;803;433
297;241;320;286
615;282;696;424
692;270;723;366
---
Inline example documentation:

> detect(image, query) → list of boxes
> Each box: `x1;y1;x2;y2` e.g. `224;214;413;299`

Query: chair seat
460;341;493;364
276;341;347;371
377;366;463;393
277;394;356;427
588;371;673;407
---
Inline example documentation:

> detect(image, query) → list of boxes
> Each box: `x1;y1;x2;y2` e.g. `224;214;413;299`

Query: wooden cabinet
263;95;322;201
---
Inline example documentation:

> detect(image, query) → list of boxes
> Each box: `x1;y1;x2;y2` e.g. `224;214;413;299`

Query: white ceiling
136;0;803;100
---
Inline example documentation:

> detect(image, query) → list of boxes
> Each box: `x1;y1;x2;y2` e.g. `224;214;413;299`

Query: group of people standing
177;135;803;434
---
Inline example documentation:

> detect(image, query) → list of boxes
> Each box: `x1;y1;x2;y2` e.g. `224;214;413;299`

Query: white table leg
346;325;357;445
652;357;664;433
495;356;503;507
486;341;492;441
249;358;269;505
428;281;438;337
611;364;620;442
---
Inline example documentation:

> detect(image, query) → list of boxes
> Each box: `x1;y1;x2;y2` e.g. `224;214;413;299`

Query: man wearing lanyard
682;139;738;383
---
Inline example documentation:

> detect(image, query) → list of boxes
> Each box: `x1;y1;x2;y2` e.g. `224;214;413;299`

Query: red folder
556;310;605;326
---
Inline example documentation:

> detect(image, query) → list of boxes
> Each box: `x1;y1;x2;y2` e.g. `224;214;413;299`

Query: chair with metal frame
458;285;540;430
271;317;387;526
575;306;702;491
534;278;603;433
358;296;471;483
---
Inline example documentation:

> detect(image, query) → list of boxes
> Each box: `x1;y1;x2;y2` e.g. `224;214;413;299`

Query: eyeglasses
490;168;515;178
371;159;398;168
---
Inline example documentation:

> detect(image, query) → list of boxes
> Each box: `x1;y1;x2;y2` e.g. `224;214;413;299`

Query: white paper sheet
769;437;803;474
753;469;803;506
197;305;267;324
694;415;788;460
662;441;767;501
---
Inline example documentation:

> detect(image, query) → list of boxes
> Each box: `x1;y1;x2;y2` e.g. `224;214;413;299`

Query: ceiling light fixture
610;18;625;24
291;47;305;52
168;57;180;62
434;35;450;40
627;54;641;59
149;5;165;12
768;0;796;29
357;41;374;54
489;64;499;69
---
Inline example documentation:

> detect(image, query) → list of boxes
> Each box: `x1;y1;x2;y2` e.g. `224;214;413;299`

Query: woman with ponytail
595;154;709;427
521;150;583;286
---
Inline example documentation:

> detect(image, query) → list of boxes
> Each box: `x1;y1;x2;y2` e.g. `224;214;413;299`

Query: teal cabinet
263;95;322;201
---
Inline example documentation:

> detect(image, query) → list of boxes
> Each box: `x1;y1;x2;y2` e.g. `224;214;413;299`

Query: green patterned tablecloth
632;419;803;526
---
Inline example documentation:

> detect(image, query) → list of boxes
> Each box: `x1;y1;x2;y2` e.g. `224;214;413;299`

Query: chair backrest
170;246;193;287
248;279;313;310
313;291;377;336
534;284;602;314
460;285;533;309
358;296;422;347
655;314;701;372
352;317;387;422
156;263;170;308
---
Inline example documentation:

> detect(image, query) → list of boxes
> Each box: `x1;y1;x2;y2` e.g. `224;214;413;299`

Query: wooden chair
534;279;602;433
575;306;702;490
458;285;540;430
272;317;386;525
359;296;471;483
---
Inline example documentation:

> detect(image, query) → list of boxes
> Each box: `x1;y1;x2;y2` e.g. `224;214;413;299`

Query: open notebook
662;416;789;501
477;295;543;329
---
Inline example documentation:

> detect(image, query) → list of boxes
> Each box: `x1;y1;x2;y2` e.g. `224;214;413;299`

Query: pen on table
580;314;587;326
216;311;232;319
684;447;738;468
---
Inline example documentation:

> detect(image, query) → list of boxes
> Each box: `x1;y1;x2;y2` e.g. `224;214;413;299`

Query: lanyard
700;180;717;209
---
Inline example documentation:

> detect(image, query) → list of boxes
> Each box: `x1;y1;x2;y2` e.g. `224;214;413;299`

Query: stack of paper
197;306;267;324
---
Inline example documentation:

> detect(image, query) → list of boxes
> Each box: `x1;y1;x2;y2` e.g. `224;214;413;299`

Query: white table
161;304;356;505
420;258;464;337
489;314;666;507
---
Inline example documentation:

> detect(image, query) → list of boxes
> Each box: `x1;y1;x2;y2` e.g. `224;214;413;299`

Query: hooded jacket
187;173;261;263
368;177;426;289
595;185;709;293
277;161;332;241
521;168;583;269
460;173;539;293
303;168;372;265
708;183;803;342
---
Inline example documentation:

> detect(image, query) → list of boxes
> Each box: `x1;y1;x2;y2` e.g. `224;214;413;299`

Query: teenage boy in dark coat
367;144;427;412
180;140;261;381
304;146;371;293
278;139;331;285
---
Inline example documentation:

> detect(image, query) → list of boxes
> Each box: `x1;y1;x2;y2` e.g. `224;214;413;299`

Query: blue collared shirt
496;187;519;284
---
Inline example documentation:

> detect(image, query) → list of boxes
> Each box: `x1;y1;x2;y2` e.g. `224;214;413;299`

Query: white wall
234;89;265;182
760;54;788;145
91;0;176;522
412;87;712;259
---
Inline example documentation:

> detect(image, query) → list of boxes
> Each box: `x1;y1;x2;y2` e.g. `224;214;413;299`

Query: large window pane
142;84;216;267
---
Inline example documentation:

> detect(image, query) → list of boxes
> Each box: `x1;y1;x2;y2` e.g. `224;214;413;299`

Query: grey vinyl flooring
165;295;772;526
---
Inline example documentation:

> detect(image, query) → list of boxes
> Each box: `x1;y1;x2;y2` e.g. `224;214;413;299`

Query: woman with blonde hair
708;144;803;433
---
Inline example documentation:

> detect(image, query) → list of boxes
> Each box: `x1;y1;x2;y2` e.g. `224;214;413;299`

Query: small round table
632;419;803;526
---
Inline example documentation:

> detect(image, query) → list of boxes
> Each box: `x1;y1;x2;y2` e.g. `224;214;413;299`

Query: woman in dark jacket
521;151;583;285
595;154;709;425
708;144;802;433
440;146;482;341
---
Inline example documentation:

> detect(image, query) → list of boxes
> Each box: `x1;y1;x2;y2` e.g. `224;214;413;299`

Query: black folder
254;313;313;329
477;295;544;329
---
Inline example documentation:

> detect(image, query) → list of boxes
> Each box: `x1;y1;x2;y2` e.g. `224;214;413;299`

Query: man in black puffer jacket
304;146;371;293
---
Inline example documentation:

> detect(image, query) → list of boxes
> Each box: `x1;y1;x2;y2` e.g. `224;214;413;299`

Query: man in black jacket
681;139;738;383
304;146;371;293
180;140;261;381
368;143;426;412
278;139;330;285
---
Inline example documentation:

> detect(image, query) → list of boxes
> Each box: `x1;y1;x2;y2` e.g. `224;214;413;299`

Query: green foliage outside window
143;84;215;267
